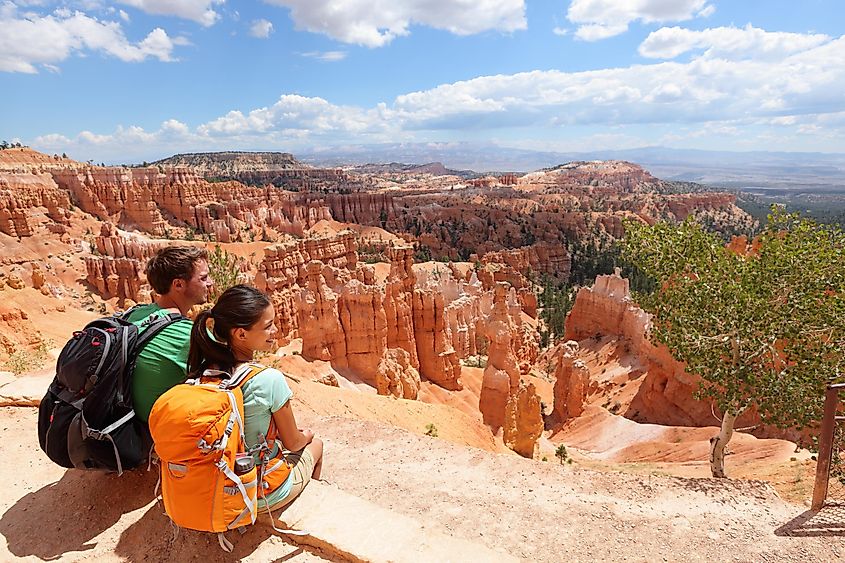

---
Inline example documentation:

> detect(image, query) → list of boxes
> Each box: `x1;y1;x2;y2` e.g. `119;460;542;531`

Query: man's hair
145;245;209;295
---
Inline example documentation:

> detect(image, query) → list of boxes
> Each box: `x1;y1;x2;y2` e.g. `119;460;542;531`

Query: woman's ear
234;327;248;341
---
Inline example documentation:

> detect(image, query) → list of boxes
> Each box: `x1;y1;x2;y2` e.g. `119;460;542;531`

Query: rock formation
503;381;544;458
290;239;457;398
0;171;71;237
412;289;462;390
551;341;590;422
480;243;572;285
51;166;334;241
477;283;544;456
479;284;522;430
0;306;44;362
562;271;764;431
376;348;420;399
151;151;360;192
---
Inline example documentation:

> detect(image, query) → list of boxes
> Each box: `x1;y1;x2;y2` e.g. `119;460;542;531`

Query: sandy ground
4;405;844;562
311;415;845;563
3;314;842;561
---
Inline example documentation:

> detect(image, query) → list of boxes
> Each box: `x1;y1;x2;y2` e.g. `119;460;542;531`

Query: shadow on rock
0;468;158;560
113;503;300;562
775;503;845;537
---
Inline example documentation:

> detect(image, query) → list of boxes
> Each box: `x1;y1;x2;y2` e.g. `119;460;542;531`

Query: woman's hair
188;284;272;376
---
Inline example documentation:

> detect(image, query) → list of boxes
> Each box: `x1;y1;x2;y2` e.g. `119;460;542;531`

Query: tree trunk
709;410;738;478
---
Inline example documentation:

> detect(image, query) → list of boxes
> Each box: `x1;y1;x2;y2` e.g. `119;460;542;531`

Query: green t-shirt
126;304;193;422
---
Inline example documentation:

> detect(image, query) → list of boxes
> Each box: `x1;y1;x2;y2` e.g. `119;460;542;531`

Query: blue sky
2;0;845;163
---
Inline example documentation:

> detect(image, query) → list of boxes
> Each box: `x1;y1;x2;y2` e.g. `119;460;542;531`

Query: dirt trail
3;404;844;562
306;413;845;563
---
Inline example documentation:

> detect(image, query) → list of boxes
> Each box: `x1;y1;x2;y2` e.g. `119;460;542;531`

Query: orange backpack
148;363;296;550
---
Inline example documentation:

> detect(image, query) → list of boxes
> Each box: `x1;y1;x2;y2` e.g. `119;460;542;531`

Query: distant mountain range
299;143;845;192
347;161;474;177
144;144;845;194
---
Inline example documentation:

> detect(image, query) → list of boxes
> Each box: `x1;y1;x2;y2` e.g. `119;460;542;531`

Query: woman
188;284;323;511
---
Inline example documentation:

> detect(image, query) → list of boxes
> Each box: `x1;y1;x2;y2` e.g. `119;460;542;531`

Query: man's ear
172;278;186;292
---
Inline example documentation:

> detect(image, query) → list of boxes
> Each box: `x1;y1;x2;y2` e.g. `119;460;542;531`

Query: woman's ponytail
188;309;236;376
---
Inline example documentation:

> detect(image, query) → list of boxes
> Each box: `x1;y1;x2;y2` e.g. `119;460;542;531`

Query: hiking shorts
270;446;315;511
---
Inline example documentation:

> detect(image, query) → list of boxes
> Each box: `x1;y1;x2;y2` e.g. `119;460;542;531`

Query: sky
2;0;845;163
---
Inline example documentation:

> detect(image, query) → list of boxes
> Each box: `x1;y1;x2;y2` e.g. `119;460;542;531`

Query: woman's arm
271;402;314;452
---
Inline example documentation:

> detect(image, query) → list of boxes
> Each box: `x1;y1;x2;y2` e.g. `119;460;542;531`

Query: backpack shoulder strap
225;363;269;390
134;312;188;353
117;304;145;320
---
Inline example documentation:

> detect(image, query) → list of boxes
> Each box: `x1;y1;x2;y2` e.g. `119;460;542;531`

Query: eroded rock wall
0;172;71;237
560;272;762;430
478;283;544;457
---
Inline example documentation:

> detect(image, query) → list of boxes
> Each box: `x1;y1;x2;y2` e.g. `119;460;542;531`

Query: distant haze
300;144;845;192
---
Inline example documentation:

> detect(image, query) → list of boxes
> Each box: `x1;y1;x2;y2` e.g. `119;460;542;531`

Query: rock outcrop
51;166;333;241
289;239;458;398
0;172;71;237
0;306;44;362
503;381;544;458
480;243;571;284
551;341;590;422
562;272;763;431
412;289;462;391
151;152;360;192
84;223;171;302
477;283;543;456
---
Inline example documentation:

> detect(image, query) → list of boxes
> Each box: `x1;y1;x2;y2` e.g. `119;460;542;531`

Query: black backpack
37;307;187;474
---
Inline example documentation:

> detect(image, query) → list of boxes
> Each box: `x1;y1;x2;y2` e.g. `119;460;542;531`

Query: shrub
208;244;241;300
555;444;568;465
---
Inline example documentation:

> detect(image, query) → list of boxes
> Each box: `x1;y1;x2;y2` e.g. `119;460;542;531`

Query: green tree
621;209;845;477
555;444;568;465
208;244;241;300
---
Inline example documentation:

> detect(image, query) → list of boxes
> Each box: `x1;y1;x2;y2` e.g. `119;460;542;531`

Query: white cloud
769;116;796;126
249;18;273;38
697;4;716;18
301;50;347;62
387;34;845;132
552;27;568;37
197;94;390;137
117;0;222;27
118;9;129;22
639;24;831;60
0;4;180;73
160;119;190;135
27;32;845;158
574;23;627;41
567;0;712;41
263;0;526;47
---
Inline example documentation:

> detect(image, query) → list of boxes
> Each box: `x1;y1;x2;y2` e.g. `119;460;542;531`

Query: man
126;245;213;422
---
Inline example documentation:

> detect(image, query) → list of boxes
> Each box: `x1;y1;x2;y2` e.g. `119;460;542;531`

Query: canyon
0;147;772;457
0;146;832;561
